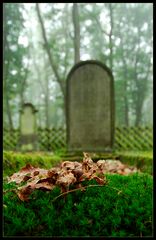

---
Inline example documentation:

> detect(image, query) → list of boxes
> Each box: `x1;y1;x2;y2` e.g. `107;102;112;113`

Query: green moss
3;151;63;177
3;150;153;177
3;173;153;237
115;151;153;175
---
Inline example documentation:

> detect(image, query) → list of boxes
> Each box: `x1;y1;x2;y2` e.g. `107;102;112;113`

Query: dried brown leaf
7;153;138;201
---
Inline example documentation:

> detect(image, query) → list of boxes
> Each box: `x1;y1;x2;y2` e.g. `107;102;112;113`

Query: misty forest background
3;3;153;130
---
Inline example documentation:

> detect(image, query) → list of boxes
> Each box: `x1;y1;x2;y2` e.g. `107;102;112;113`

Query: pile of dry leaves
7;153;138;202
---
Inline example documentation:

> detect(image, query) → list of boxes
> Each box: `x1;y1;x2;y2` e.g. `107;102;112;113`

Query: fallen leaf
7;152;139;201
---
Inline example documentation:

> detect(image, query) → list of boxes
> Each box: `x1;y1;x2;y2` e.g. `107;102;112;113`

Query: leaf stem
52;183;126;202
52;184;106;202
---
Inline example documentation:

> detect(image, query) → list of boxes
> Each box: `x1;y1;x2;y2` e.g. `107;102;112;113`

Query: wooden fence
3;126;153;151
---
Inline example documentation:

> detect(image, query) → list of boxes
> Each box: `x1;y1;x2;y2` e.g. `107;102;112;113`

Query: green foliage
3;173;153;237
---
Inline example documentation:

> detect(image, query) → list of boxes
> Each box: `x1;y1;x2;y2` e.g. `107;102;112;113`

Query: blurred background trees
3;3;153;129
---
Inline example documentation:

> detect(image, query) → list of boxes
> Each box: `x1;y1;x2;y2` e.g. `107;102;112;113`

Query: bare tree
92;3;114;71
36;3;65;99
118;30;129;126
3;5;13;129
72;3;80;64
108;3;114;71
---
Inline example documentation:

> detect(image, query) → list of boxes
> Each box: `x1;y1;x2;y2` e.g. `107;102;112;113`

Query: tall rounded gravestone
66;60;115;152
19;103;38;151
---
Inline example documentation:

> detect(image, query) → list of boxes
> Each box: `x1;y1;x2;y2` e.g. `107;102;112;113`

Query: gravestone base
19;103;38;151
20;134;38;151
67;147;113;153
60;151;116;162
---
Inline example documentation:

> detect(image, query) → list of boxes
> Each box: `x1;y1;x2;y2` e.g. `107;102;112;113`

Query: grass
58;150;153;175
3;150;153;237
3;149;153;177
3;173;153;237
115;151;153;175
3;151;63;177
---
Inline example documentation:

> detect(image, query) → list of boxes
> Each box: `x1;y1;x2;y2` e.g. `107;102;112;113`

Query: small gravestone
66;60;115;152
19;103;38;151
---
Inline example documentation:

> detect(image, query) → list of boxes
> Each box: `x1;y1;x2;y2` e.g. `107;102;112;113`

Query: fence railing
3;126;153;151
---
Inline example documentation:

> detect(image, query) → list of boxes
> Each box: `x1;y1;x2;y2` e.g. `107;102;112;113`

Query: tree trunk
134;71;149;127
108;3;113;71
20;67;29;107
118;30;129;126
133;28;151;126
36;3;68;127
36;3;65;99
72;3;80;64
95;4;114;71
123;60;129;127
45;60;50;128
4;62;13;129
135;105;142;126
6;93;13;129
124;85;129;126
3;14;13;129
45;96;49;128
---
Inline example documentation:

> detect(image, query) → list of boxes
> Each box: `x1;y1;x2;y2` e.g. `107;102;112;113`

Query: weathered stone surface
20;103;38;151
66;60;115;152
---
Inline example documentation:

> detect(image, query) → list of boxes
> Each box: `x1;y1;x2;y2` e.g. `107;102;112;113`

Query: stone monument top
66;60;115;152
